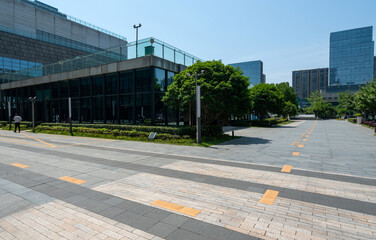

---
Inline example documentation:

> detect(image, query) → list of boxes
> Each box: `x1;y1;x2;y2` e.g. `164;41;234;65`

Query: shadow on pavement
219;136;271;145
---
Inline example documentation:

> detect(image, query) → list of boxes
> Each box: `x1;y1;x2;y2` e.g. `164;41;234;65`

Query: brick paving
0;119;375;239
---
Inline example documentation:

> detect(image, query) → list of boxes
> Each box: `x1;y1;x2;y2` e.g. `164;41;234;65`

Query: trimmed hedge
36;126;193;140
229;118;287;127
362;121;376;128
38;123;223;137
348;118;357;124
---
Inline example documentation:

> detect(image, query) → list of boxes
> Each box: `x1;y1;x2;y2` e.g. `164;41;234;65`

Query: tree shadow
218;136;271;145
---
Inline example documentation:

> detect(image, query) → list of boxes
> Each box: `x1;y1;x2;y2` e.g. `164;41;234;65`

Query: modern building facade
0;0;200;125
0;0;127;77
292;68;328;106
329;26;374;86
229;60;265;87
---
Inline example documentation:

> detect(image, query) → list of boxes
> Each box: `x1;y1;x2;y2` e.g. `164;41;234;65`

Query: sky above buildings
41;0;376;84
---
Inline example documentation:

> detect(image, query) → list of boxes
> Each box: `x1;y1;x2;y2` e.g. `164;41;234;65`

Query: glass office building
229;60;265;87
329;26;374;86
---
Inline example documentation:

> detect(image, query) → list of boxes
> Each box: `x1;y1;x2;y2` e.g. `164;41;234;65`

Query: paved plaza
0;119;375;240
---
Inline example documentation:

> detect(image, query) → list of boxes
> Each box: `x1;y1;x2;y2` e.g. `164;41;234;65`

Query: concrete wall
0;0;126;49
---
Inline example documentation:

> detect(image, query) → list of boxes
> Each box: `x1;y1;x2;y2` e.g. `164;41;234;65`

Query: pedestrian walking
13;113;22;133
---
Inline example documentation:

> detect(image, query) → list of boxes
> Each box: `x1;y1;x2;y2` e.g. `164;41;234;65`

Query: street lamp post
187;70;205;144
29;96;36;133
133;23;142;58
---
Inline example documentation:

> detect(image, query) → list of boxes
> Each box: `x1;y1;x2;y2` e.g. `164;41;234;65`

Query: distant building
322;85;364;105
374;56;376;80
329;26;374;86
229;60;265;87
292;68;328;106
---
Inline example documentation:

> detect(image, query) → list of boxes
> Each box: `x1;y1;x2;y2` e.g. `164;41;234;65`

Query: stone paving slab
0;119;375;239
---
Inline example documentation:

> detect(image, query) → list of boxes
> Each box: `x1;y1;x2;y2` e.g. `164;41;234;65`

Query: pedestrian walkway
0;119;375;239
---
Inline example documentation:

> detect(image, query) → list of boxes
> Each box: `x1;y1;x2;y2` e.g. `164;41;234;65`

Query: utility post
29;97;36;133
8;101;11;131
133;23;142;58
68;97;72;135
187;70;205;144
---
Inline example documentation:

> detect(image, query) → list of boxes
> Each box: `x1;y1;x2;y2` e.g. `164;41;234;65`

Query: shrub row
36;125;208;140
362;121;376;128
1;121;34;128
39;123;223;137
348;118;357;123
229;118;288;127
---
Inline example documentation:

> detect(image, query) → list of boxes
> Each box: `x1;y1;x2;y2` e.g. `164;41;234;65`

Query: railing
0;37;202;84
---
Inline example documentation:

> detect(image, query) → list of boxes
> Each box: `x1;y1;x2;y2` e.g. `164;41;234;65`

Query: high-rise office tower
229;60;265;87
329;26;374;86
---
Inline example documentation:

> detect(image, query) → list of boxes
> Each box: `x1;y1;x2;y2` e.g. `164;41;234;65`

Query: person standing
13;113;22;133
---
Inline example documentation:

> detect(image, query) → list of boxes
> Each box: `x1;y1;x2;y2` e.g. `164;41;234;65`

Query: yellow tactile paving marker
21;133;56;148
259;190;279;205
59;176;87;184
281;165;292;173
11;163;29;168
151;200;201;217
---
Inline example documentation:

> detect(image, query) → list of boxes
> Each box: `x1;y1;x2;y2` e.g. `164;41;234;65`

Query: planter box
357;116;363;124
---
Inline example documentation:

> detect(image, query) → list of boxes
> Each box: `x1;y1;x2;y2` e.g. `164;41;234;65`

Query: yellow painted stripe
11;163;29;168
259;190;279;205
59;176;87;184
305;135;310;138
291;141;299;146
151;200;200;217
281;165;292;173
302;139;307;142
298;145;304;148
292;152;300;156
21;133;56;148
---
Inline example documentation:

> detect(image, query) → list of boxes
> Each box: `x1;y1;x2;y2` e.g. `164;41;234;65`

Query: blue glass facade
229;60;264;87
0;56;41;75
329;26;374;86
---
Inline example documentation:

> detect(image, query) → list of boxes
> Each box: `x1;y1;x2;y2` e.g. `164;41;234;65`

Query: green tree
338;91;356;116
306;91;336;119
162;60;251;125
276;82;298;105
275;82;298;118
250;83;284;119
283;101;298;118
356;79;376;119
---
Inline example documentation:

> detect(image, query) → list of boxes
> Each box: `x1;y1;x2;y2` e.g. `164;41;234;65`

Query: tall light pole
187;70;205;144
133;23;142;58
29;96;36;133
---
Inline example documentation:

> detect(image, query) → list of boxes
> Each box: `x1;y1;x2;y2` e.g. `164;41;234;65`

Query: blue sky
41;0;376;84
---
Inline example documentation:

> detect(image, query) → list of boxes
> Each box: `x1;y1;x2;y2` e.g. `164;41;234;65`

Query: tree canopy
162;60;251;125
306;91;336;119
356;79;376;118
338;91;356;115
249;83;284;119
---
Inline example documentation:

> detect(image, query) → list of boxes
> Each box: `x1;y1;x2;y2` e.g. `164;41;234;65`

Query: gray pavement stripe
76;144;376;186
1;142;376;216
0;163;258;240
4;131;376;186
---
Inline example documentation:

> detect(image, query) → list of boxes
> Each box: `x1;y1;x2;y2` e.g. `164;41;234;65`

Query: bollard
232;130;234;137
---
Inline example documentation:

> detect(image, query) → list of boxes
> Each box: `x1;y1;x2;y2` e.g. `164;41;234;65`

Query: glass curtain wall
0;67;180;124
